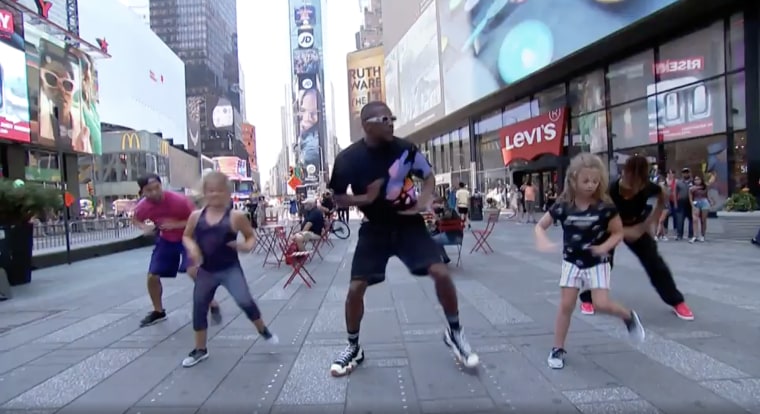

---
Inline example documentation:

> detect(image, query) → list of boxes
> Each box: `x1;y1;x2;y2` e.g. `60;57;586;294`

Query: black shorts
457;207;469;216
351;219;442;285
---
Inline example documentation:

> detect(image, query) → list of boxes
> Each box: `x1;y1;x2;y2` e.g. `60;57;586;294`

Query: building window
729;72;745;130
650;76;727;142
657;20;726;83
25;150;61;183
460;126;471;167
450;129;463;171
732;131;747;190
610;98;649;150
475;110;502;134
607;49;655;106
571;110;608;154
663;135;729;208
569;69;606;116
533;83;566;115
728;13;744;70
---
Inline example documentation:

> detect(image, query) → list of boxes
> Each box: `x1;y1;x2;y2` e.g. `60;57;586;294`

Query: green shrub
724;192;758;212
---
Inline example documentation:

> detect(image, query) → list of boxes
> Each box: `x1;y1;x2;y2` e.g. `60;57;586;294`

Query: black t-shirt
609;180;662;226
321;197;335;211
303;208;325;234
550;201;618;269
329;137;432;225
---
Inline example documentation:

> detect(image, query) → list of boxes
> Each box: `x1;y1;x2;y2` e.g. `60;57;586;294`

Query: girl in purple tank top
181;172;278;367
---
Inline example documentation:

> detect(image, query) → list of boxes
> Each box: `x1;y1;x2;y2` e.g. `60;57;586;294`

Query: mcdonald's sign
121;132;140;150
160;140;169;156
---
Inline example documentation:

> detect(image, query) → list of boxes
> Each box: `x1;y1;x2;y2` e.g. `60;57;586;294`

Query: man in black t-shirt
327;101;479;377
291;198;324;251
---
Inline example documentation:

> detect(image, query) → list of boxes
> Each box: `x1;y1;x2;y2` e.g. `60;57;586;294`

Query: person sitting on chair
431;197;464;264
291;198;325;251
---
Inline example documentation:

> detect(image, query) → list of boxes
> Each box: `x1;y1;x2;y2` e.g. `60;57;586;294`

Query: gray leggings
193;265;261;331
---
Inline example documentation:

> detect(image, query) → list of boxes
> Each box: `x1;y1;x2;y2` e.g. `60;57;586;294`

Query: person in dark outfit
577;156;694;321
327;101;479;377
430;197;464;264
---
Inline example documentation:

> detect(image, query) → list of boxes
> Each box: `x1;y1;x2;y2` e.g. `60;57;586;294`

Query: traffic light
87;182;94;196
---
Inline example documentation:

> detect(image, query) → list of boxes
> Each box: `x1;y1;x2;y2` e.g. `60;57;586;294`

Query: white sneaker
547;347;566;369
697;236;705;242
625;310;646;343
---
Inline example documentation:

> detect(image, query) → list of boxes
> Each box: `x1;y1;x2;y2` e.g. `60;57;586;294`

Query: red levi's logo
499;108;568;166
0;10;13;36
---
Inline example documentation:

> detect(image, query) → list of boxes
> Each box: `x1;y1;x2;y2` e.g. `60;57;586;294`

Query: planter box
713;211;760;241
0;223;34;286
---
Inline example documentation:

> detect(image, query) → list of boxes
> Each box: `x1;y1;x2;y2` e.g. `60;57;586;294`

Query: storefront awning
5;1;111;58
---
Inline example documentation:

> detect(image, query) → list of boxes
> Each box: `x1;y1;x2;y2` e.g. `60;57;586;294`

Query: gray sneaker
625;310;646;343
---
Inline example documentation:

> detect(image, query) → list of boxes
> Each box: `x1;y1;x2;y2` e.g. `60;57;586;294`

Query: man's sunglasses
363;115;396;125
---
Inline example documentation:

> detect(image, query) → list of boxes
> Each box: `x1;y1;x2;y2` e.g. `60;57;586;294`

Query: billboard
381;0;680;135
0;7;31;143
241;122;258;172
212;156;248;180
101;130;170;155
346;46;385;142
382;0;442;137
290;1;326;184
78;0;188;148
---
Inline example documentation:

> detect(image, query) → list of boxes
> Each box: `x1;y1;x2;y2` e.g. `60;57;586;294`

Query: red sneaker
580;303;595;315
673;303;694;320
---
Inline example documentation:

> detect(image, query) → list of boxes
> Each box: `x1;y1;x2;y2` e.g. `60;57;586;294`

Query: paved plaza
1;220;759;413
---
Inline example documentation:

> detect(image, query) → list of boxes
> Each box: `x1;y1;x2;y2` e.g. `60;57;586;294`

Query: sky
237;1;362;180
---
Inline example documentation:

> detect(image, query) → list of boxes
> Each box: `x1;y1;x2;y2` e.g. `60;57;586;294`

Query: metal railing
33;217;141;254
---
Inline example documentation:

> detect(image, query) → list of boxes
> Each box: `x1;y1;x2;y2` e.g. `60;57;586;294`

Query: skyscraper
356;0;382;50
149;0;246;164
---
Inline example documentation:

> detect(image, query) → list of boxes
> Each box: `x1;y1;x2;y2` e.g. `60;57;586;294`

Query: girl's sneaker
182;348;209;367
547;347;567;369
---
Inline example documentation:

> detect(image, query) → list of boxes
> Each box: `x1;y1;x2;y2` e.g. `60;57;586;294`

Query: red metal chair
282;241;316;289
470;213;498;254
436;219;465;267
262;226;287;267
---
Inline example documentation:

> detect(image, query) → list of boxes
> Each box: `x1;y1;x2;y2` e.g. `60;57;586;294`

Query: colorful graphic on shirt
386;147;432;209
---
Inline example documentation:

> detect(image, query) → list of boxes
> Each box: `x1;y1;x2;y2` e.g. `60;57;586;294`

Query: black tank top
193;208;239;272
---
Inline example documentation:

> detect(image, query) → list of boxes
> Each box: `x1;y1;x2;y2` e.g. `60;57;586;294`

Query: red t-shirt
133;191;194;242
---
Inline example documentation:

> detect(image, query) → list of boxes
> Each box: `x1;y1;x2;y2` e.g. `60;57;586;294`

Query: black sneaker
329;343;364;377
139;310;167;327
182;349;209;367
443;327;479;368
209;306;222;325
547;347;566;369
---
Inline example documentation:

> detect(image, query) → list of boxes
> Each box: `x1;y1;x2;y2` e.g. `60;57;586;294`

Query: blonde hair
559;153;612;204
201;171;232;193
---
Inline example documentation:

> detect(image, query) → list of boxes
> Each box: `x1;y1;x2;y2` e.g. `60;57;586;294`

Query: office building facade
149;0;247;165
356;0;382;50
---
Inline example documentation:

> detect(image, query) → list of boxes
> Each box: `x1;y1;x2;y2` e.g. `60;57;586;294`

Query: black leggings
193;265;261;331
579;233;684;307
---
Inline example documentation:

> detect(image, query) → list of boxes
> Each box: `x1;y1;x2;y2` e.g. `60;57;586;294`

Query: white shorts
559;261;611;290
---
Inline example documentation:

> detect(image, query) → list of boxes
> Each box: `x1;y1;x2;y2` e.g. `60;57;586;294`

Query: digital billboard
0;7;31;143
381;0;680;136
78;0;187;149
290;0;326;184
346;46;385;142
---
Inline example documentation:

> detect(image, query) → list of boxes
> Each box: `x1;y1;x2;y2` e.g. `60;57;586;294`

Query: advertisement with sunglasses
0;7;31;143
437;0;678;115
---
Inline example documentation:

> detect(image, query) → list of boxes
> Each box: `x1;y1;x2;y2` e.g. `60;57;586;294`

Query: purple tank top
194;208;239;272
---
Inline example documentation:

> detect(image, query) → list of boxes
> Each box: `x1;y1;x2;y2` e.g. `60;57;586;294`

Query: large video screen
0;8;31;143
438;0;679;114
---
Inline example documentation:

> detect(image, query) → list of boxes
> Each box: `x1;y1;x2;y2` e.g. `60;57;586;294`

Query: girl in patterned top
534;153;645;370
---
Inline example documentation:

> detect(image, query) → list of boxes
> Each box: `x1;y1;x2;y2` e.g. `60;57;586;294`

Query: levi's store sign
499;108;568;166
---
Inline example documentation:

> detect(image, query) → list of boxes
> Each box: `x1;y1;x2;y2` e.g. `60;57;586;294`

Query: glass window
460;126;471;167
570;70;606;115
25;150;61;182
607;50;655;105
610;145;659;180
533;84;566;115
728;13;744;70
663;135;728;206
502;100;534;125
732;130;747;191
478;132;503;172
450;130;463;171
571;110;608;153
729;72;745;130
657;21;725;83
650;76;727;142
475;110;501;134
441;136;451;173
610;99;650;150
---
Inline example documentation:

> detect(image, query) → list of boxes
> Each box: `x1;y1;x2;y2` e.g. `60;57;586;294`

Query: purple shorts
148;238;189;278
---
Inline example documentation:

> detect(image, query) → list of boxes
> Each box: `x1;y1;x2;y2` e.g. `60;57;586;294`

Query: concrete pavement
1;219;759;413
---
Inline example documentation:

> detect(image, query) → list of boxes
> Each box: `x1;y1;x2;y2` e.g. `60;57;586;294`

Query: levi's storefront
409;1;752;212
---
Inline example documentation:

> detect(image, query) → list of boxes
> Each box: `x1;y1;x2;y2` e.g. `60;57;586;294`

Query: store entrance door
527;169;558;210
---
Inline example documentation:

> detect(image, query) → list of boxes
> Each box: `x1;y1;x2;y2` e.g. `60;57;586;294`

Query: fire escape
65;0;79;46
